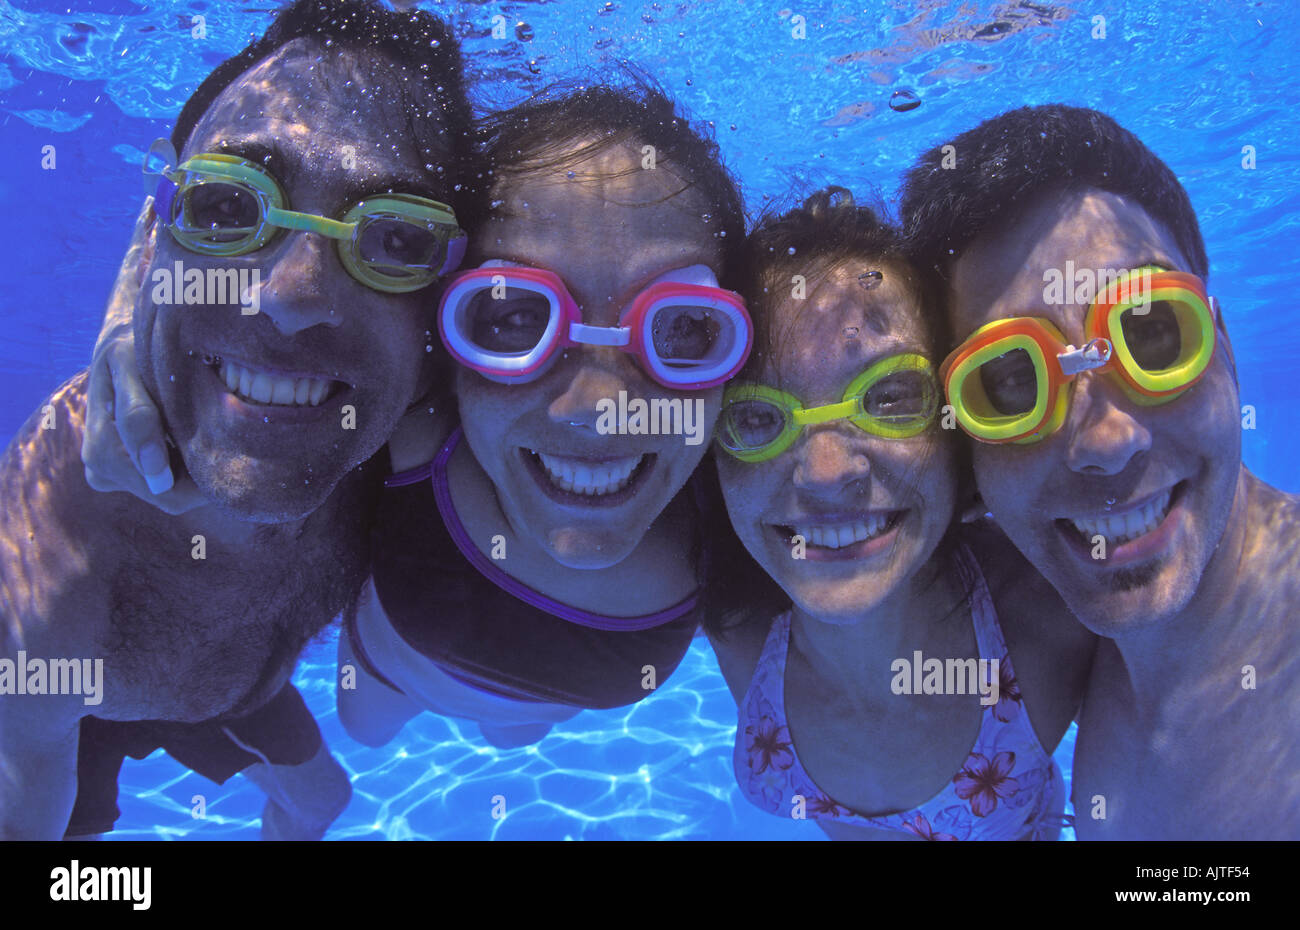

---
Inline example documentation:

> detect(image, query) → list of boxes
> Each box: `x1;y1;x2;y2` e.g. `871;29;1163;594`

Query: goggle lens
860;367;936;423
975;347;1039;417
356;216;437;272
1118;300;1188;372
650;304;726;369
720;398;788;453
173;179;269;250
464;285;552;354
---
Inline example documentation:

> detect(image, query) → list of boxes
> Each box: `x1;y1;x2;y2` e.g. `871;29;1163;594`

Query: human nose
546;347;645;429
1063;372;1154;476
254;232;343;334
791;426;872;493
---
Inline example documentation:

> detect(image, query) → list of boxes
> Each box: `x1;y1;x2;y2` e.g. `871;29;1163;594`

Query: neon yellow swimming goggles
717;353;938;463
147;141;467;293
939;267;1215;444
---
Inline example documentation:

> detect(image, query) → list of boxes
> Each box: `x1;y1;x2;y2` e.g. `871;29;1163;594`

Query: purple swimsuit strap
384;427;700;632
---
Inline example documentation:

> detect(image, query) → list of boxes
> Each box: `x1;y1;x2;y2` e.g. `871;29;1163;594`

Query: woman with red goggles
338;80;752;748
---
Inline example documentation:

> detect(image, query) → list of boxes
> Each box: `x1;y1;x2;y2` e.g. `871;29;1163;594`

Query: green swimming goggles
717;353;938;463
146;139;467;293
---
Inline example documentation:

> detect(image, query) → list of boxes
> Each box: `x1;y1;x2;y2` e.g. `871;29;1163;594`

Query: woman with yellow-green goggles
703;187;1095;841
718;352;937;462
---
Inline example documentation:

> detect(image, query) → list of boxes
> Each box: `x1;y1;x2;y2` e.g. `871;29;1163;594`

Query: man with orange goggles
939;266;1216;444
902;104;1300;841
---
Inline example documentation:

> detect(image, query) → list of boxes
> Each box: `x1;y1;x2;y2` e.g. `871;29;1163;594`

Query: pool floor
105;625;1077;841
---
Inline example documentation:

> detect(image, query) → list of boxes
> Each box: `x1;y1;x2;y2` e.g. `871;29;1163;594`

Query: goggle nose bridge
1057;337;1113;376
567;321;632;348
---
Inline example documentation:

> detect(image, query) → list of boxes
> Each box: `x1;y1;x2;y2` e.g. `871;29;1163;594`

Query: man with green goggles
0;0;475;842
149;142;466;293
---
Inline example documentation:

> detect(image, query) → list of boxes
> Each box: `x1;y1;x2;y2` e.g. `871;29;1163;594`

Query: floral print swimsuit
734;543;1067;840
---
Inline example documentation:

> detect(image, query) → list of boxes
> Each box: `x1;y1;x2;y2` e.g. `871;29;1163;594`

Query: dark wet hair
702;187;971;638
474;75;745;276
900;104;1209;283
170;0;472;208
737;186;946;377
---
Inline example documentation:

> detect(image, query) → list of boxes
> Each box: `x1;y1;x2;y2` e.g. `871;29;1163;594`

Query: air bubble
787;247;796;255
425;344;433;353
515;21;534;41
889;89;921;112
859;270;883;289
527;60;541;75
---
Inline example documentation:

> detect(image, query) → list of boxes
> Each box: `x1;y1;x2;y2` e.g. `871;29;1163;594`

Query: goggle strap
153;175;177;225
264;206;354;240
792;399;860;426
568;322;631;347
439;234;467;276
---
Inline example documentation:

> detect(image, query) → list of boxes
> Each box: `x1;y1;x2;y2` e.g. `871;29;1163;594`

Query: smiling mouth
203;355;347;408
521;448;654;505
774;511;905;551
1057;481;1185;549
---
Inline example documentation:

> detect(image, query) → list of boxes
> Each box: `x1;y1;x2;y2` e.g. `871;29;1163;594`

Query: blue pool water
1;0;1294;839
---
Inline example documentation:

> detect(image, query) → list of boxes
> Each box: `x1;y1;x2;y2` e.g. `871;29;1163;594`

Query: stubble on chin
1108;559;1163;594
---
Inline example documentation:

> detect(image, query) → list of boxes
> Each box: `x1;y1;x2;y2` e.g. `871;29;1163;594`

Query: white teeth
1070;488;1173;546
217;360;333;408
793;515;893;550
535;451;643;496
249;373;273;403
271;378;296;405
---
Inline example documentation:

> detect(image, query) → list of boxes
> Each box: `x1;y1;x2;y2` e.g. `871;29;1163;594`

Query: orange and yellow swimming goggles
939;267;1215;444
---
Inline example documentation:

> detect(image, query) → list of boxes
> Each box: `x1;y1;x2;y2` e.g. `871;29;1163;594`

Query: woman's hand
80;201;207;514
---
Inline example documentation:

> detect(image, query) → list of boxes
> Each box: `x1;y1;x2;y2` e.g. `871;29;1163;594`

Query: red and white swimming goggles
438;262;753;390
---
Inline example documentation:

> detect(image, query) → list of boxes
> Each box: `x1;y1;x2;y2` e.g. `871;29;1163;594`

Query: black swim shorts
63;682;322;837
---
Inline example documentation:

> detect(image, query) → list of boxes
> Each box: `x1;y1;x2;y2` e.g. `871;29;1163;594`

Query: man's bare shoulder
1246;471;1300;573
1240;472;1300;654
0;372;119;655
